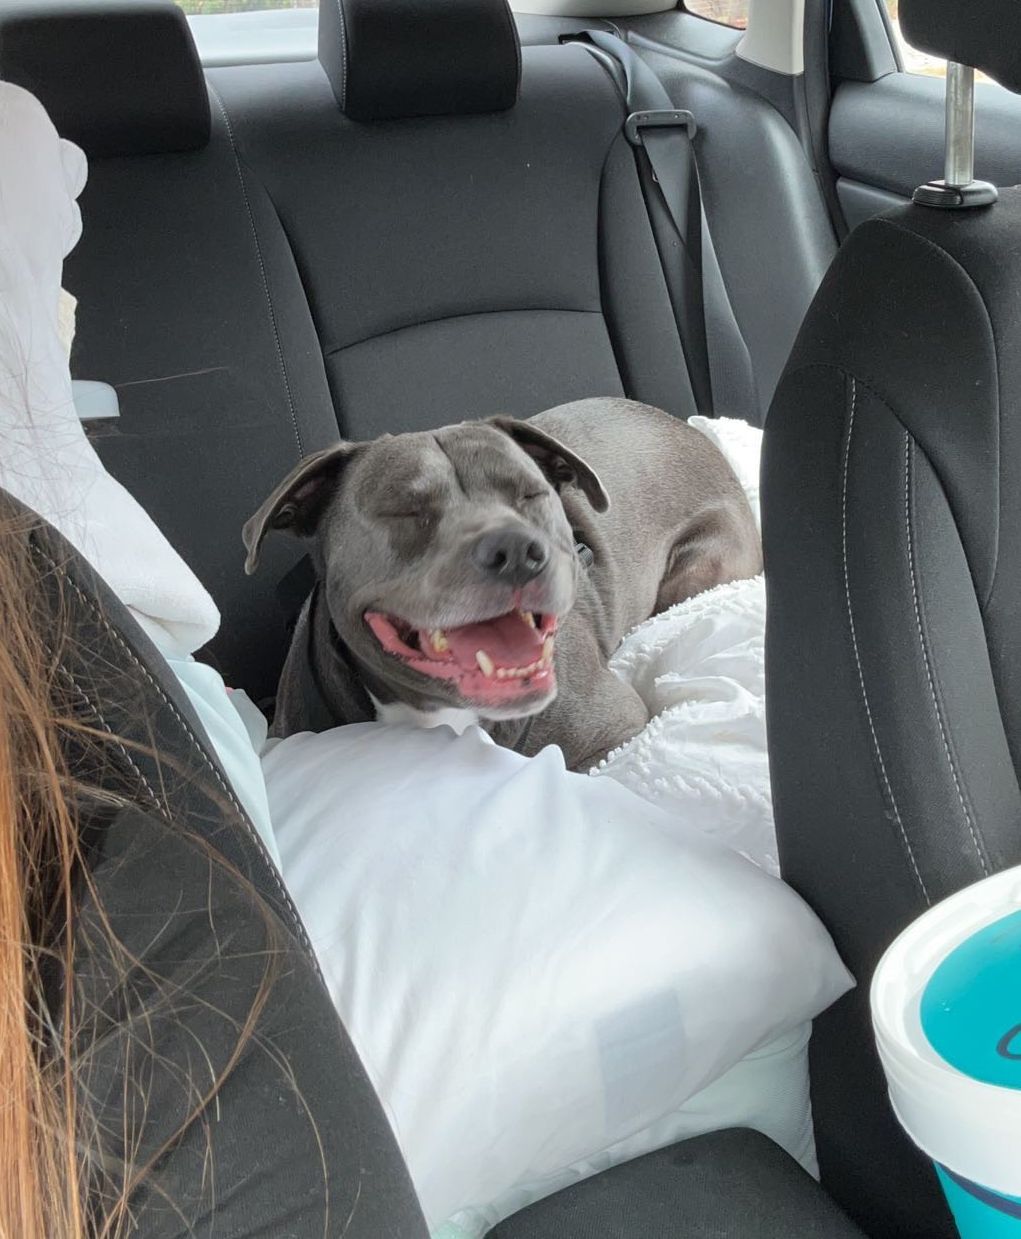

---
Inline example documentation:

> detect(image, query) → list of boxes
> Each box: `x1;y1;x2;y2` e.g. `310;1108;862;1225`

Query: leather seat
761;1;1021;1235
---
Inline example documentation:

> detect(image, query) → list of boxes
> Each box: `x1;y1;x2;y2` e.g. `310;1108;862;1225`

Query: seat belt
569;30;759;419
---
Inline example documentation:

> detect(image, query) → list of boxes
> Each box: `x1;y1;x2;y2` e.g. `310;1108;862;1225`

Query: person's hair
0;513;280;1238
0;514;88;1236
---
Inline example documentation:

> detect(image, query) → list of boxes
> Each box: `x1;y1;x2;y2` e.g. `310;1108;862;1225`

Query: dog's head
243;418;608;720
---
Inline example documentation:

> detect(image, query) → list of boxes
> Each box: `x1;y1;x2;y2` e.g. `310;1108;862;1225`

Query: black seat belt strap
569;30;759;419
573;30;712;413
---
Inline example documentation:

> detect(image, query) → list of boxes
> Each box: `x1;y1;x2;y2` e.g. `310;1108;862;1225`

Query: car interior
2;0;1020;1233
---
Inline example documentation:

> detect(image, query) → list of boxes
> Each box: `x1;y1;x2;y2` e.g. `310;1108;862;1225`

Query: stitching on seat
31;544;323;974
324;306;607;358
903;433;990;878
842;378;930;904
209;87;304;458
332;0;349;111
872;217;1002;610
53;659;164;817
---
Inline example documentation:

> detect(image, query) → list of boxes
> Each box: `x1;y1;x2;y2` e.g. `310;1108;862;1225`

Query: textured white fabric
689;413;762;530
0;81;219;654
595;574;775;874
268;723;853;1237
592;419;773;869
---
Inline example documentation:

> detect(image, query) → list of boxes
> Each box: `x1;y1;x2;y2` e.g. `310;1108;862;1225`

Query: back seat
2;0;705;700
208;0;695;440
0;0;809;705
1;0;342;697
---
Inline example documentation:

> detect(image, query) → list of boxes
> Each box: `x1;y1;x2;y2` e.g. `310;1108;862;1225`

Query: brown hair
0;513;281;1239
0;515;87;1237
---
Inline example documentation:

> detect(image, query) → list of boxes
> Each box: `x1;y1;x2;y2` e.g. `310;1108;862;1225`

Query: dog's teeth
476;650;495;677
430;629;449;653
542;637;555;664
495;668;508;680
521;610;536;628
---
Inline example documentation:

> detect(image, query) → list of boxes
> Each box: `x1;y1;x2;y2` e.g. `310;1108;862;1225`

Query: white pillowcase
267;724;852;1237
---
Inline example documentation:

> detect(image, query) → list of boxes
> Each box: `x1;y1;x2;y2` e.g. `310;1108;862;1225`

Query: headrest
0;0;210;158
900;0;1021;95
319;0;522;124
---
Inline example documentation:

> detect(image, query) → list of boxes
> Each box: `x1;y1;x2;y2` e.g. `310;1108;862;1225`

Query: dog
243;398;761;770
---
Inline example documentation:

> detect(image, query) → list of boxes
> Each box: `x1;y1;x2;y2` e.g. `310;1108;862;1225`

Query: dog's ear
489;417;610;514
243;443;358;575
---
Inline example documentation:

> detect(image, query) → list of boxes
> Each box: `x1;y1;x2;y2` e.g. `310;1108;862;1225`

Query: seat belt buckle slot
624;109;697;147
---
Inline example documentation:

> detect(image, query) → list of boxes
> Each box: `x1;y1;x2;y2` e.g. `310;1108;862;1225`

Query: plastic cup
871;867;1021;1238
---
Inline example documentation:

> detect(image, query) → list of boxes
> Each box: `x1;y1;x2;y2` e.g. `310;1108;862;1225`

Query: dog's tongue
441;611;543;669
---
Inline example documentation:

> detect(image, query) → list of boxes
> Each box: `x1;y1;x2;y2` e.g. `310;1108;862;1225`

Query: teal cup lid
920;908;1021;1090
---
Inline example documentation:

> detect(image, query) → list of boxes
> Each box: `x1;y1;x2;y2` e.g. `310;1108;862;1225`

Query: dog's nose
472;529;550;585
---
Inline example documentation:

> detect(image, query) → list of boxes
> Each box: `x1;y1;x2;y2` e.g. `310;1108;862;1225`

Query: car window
175;0;316;12
683;0;748;30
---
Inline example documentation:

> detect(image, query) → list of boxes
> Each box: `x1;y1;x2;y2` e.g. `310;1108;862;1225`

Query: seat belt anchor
624;108;697;147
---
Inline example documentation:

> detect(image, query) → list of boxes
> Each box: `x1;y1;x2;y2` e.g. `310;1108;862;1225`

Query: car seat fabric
319;0;522;122
208;36;697;439
0;79;280;862
1;485;430;1237
763;195;1021;1236
0;0;210;157
0;80;220;653
488;1130;867;1239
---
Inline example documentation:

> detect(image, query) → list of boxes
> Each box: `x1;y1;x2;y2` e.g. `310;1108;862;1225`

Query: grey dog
243;398;761;770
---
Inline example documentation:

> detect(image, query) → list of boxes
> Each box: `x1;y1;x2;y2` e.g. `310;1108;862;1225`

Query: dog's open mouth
364;608;558;705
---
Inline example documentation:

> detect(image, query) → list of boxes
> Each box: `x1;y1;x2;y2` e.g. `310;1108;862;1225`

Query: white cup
871;867;1021;1236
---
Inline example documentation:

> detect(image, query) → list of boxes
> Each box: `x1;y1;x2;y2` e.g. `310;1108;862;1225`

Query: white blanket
592;419;774;874
595;574;774;872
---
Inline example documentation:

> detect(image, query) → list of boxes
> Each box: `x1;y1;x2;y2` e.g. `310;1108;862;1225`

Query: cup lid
871;867;1021;1194
921;908;1021;1090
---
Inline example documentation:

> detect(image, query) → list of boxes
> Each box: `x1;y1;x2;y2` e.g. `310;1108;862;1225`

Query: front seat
762;2;1021;1237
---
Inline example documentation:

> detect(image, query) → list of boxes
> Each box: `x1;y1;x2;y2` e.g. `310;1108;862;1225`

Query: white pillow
267;723;852;1237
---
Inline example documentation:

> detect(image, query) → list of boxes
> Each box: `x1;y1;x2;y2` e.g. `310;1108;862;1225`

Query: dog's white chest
371;695;480;735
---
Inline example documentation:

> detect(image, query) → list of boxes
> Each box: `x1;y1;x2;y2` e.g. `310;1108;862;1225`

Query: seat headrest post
912;61;998;211
944;62;976;189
